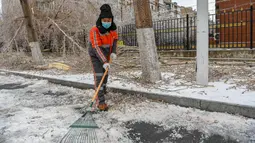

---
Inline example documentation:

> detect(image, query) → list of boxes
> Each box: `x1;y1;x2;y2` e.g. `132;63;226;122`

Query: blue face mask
102;22;112;29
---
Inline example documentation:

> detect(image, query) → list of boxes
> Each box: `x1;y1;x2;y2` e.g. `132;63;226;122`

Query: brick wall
216;0;255;48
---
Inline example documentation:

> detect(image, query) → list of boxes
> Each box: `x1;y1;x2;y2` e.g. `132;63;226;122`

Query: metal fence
118;7;255;50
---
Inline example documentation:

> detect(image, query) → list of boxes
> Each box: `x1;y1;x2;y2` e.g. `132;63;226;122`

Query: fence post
250;5;253;49
186;14;190;50
83;29;86;46
118;26;121;42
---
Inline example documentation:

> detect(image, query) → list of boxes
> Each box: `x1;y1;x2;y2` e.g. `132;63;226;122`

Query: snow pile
109;71;255;107
3;69;255;108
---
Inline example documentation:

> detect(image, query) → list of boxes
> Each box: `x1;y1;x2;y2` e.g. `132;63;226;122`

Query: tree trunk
62;36;66;57
133;0;161;82
155;0;159;11
20;0;44;65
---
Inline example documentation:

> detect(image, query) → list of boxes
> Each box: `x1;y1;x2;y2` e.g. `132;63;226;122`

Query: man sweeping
88;4;118;111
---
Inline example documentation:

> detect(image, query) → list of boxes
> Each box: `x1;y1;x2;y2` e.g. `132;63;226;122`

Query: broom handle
91;67;109;103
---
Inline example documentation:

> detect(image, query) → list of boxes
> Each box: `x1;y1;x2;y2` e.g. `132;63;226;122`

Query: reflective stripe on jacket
89;26;118;63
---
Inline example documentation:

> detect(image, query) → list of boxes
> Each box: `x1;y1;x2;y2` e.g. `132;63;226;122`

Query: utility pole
133;0;161;82
196;0;209;85
20;0;44;65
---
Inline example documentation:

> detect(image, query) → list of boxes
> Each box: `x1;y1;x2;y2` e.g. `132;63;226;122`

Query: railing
118;7;255;50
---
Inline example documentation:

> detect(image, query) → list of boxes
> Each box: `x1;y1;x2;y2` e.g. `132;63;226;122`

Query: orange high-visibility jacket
89;26;118;63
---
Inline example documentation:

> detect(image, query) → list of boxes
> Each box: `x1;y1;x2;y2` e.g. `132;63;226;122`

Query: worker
88;4;118;111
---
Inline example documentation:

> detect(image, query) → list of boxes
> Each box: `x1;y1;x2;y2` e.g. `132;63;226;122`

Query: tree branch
48;17;87;53
6;20;25;50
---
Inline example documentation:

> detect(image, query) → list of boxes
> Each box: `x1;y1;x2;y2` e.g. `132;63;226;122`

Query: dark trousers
90;56;108;104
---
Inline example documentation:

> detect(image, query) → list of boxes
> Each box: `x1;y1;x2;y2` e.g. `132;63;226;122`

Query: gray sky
0;0;1;14
0;0;216;15
172;0;216;13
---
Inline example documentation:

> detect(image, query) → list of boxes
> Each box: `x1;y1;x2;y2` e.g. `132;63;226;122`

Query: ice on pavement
0;74;255;143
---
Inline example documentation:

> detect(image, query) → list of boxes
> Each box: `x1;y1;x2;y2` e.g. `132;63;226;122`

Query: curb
1;70;255;119
1;70;94;89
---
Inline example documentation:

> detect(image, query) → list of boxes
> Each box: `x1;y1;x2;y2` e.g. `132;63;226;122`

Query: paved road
126;122;239;143
0;73;255;143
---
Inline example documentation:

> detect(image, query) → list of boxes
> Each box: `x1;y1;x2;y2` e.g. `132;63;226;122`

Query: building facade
216;0;255;12
151;1;181;18
215;0;255;48
180;7;197;17
118;0;182;23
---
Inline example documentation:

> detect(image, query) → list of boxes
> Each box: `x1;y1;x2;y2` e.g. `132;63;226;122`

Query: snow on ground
94;100;255;142
0;73;255;143
1;73;255;143
6;69;255;107
0;74;93;143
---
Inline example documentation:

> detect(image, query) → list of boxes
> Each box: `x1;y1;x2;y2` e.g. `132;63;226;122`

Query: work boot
97;103;109;111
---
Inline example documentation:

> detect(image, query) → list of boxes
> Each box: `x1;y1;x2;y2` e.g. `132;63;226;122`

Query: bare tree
1;0;121;56
133;0;161;82
155;0;159;11
20;0;44;64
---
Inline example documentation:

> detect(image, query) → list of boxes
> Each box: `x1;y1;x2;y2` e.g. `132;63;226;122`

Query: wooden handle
91;68;109;103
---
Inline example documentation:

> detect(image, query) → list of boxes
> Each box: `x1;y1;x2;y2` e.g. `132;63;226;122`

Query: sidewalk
1;69;255;118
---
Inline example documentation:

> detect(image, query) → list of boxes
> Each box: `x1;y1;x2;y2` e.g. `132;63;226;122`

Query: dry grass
115;52;255;91
43;53;92;73
0;51;254;91
0;52;92;73
0;52;34;70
